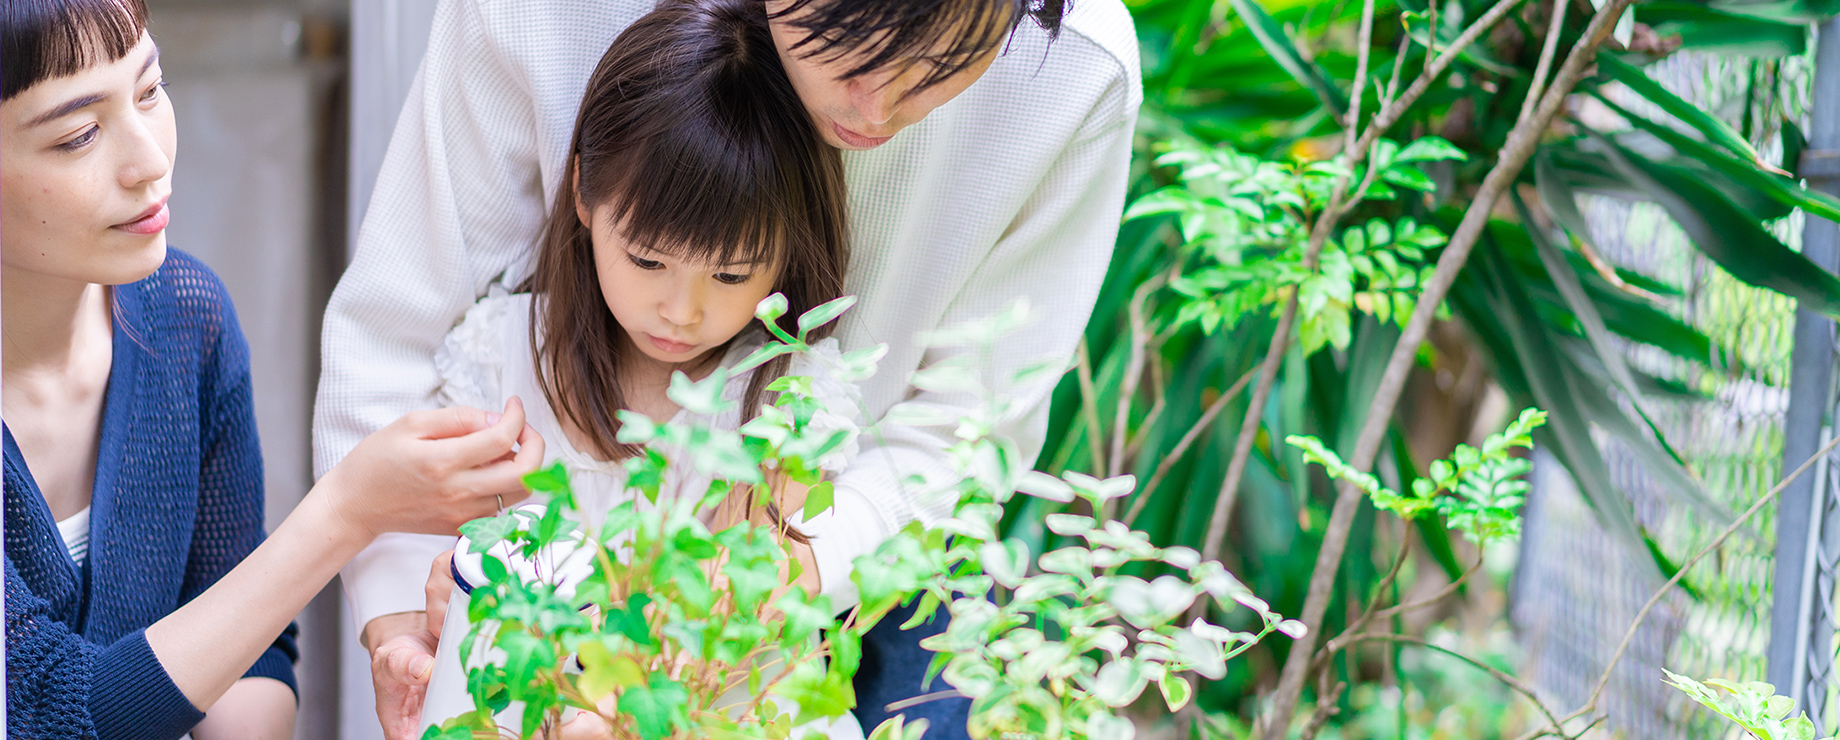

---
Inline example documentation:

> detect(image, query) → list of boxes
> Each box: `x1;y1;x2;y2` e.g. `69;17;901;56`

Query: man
314;0;1139;736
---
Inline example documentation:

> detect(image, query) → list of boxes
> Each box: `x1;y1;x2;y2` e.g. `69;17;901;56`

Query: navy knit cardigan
4;250;298;740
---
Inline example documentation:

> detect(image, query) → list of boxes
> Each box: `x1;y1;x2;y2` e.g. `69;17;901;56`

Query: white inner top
57;506;91;564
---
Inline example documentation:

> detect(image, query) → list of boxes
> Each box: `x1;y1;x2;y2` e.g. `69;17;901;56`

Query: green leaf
797;295;857;340
1393;136;1468;163
802;480;835;521
609;593;655;647
1158;674;1193;712
755;293;789;322
1219;0;1348;116
1597;53;1766;167
460;513;519;555
1586;128;1840;317
622;677;692;740
520;461;570;493
1588;93;1840;224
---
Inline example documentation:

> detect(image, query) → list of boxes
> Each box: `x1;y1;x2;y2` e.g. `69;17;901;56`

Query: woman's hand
319;397;545;541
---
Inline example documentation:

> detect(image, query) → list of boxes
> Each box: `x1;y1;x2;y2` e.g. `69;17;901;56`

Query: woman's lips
832;122;892;149
648;334;696;354
114;201;169;235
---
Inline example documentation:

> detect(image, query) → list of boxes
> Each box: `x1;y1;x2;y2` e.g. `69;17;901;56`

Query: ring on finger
495;493;505;511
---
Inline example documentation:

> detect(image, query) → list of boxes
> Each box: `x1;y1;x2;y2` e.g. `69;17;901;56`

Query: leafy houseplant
423;296;1304;740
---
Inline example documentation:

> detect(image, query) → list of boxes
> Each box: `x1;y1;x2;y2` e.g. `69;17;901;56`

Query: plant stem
1519;0;1570;124
1110;279;1158;480
1075;338;1107;474
1341;633;1566;733
1124;367;1258;527
1201;298;1299;563
1259;2;1634;732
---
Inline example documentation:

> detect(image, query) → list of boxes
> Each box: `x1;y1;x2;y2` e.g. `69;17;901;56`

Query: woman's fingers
435;397;530;469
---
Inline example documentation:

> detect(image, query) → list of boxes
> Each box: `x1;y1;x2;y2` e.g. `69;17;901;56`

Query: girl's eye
627;254;663;270
58;126;99;152
713;272;751;285
139;79;165;104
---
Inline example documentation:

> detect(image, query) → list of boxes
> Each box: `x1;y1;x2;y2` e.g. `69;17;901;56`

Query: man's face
766;1;1001;151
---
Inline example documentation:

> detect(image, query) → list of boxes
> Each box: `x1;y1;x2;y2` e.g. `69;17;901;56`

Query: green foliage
1286;409;1545;543
442;297;1297;740
1127;137;1461;353
1662;670;1836;740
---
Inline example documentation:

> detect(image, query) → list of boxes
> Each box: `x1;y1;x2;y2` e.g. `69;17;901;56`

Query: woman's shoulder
436;291;535;410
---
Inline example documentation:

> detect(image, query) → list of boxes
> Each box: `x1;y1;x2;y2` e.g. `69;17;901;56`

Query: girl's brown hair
527;0;850;466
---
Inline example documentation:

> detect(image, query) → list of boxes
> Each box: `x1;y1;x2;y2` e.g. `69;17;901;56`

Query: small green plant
1662;670;1835;740
430;298;1298;740
1124;137;1463;352
1286;407;1547;545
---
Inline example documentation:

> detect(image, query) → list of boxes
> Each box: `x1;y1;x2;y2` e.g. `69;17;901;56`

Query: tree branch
1259;1;1636;733
1124;367;1258;527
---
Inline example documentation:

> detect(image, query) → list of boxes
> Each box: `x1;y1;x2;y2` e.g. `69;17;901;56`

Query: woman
1;0;545;737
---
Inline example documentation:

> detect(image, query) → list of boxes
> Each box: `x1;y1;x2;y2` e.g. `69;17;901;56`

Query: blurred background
147;0;1840;735
145;0;430;734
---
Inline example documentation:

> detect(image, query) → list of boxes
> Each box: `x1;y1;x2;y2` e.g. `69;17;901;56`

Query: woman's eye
627;254;663;270
713;272;751;285
139;80;165;104
58;126;99;152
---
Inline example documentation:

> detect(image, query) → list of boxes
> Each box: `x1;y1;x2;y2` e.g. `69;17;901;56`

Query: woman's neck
2;267;110;376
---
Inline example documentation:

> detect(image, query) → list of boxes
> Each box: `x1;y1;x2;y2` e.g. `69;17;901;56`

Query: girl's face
580;199;783;368
1;33;175;288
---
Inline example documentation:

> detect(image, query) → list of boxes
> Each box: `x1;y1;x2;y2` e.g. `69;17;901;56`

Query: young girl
413;1;864;736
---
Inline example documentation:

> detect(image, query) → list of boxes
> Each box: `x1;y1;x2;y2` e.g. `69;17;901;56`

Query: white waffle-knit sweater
314;0;1142;632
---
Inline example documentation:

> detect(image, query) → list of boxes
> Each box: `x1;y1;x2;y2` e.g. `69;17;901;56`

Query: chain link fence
1509;50;1809;738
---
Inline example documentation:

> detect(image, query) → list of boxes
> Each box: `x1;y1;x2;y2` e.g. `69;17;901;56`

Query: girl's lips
648;334;696;354
114;202;169;235
832;122;892;149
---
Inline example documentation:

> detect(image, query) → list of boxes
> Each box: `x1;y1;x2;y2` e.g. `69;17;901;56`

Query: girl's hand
319;397;546;541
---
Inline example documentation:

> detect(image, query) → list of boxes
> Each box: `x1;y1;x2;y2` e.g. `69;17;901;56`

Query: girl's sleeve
6;557;205;740
178;271;299;698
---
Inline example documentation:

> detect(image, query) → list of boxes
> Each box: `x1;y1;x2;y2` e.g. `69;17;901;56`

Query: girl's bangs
589;123;801;270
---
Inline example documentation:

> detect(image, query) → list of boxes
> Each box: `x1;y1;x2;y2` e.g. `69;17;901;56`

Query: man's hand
367;612;435;740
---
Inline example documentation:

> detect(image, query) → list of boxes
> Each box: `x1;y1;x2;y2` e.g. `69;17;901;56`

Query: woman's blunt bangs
771;0;1064;91
1;0;149;101
570;0;843;273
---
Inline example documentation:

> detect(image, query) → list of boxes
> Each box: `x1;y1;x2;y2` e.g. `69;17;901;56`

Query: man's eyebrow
26;93;107;128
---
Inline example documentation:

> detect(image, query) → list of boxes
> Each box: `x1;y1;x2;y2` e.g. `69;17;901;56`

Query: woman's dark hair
770;0;1070;93
527;0;849;478
1;0;148;101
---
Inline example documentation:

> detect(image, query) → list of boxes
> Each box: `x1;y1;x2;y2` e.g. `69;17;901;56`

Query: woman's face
580;199;783;369
1;33;174;288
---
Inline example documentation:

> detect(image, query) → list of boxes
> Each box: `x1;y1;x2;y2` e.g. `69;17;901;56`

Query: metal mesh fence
1509;50;1807;739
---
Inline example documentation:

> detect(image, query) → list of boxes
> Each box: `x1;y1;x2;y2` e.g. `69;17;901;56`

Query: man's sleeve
313;0;550;630
798;66;1142;612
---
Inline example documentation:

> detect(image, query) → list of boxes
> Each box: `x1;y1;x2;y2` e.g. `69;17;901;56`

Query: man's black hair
1;0;148;101
770;0;1070;93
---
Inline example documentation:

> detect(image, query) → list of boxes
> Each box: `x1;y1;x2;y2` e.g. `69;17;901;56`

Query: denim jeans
849;597;970;739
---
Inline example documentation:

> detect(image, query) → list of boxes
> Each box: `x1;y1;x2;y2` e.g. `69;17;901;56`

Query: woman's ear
572;165;593;229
